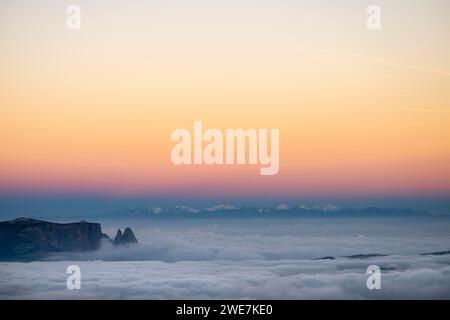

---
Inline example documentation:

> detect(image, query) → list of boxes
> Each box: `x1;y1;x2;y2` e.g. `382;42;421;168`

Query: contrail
403;107;450;113
310;48;450;77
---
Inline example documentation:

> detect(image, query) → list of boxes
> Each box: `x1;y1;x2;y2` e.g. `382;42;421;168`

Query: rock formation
0;218;104;257
0;218;138;259
113;227;138;245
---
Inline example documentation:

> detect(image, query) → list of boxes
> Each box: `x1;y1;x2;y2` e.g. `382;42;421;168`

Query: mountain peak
174;206;201;214
313;204;340;212
205;204;237;212
113;228;138;245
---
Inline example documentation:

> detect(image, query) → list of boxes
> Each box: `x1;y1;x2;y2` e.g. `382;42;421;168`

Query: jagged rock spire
113;227;138;245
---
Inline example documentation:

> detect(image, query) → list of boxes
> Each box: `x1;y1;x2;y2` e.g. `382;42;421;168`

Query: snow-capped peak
150;207;163;214
276;203;290;210
313;204;340;212
174;206;201;214
205;204;237;212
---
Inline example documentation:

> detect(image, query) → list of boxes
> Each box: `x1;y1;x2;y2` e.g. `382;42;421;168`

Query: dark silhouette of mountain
421;250;450;256
0;218;104;257
114;227;138;245
314;250;449;261
314;256;336;260
344;253;388;259
0;218;138;259
114;229;123;244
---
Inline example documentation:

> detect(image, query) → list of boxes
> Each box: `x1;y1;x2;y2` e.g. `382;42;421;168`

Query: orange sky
0;0;449;198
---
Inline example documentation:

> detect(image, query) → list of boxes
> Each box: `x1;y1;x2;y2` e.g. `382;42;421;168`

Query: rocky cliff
0;218;138;258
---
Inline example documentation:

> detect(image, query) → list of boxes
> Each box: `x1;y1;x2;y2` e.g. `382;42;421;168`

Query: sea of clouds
1;217;450;299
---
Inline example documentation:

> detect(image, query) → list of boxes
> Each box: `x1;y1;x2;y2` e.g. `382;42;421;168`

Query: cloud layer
1;254;450;299
1;218;449;299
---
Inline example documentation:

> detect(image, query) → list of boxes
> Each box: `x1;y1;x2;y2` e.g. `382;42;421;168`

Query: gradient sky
1;0;449;209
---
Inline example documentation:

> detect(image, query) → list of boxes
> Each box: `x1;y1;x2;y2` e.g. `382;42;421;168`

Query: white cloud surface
1;217;449;299
1;255;450;299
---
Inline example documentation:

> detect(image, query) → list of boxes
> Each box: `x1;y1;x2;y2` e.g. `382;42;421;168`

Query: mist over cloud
1;255;450;299
1;218;449;299
31;217;450;262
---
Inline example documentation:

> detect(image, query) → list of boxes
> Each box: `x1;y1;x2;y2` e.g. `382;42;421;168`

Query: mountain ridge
98;204;430;219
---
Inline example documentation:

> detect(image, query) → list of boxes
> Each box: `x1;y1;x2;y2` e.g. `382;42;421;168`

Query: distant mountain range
98;204;430;219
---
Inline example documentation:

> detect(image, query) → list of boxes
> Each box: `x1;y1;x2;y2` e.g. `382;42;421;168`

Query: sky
0;0;449;214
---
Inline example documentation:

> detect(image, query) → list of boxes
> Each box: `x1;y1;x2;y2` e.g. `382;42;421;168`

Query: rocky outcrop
0;218;105;257
113;227;138;245
421;250;450;256
0;218;138;259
